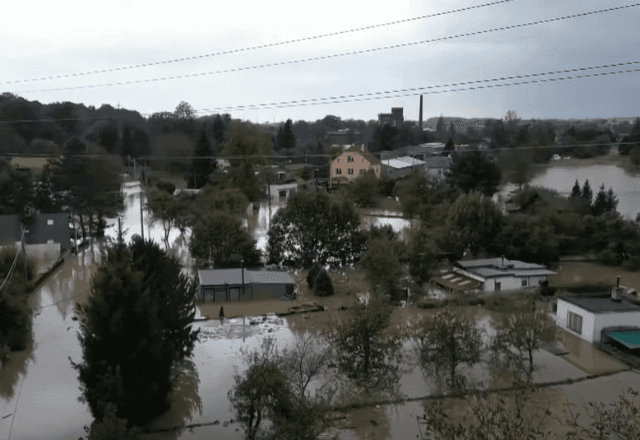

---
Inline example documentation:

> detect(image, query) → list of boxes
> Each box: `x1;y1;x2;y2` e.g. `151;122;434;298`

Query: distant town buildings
378;107;404;127
327;128;362;145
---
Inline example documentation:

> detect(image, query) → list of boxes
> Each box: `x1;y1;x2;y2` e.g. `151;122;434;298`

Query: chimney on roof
611;275;622;302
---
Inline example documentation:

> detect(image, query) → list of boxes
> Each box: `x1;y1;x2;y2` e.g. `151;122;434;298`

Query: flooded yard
3;182;640;439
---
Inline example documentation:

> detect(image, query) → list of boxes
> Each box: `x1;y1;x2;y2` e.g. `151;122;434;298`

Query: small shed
198;268;296;302
556;293;640;344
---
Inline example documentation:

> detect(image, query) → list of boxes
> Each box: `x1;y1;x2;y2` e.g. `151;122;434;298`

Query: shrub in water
313;269;334;297
306;262;322;289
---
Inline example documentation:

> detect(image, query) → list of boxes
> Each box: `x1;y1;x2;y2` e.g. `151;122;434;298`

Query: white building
455;257;556;292
382;156;426;180
423;156;451;180
556;293;640;344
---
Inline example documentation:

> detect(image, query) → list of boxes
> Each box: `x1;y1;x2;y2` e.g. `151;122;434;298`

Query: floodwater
3;181;640;439
529;163;640;219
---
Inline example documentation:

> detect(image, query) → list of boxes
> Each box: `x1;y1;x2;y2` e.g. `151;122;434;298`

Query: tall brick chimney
419;95;423;131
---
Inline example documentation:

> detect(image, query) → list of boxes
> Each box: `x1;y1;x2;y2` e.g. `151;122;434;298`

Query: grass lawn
548;262;640;292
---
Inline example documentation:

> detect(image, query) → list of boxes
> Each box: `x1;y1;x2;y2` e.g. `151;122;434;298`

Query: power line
196;61;640;112
0;0;514;86
0;229;26;303
12;4;639;95
1;60;639;124
1;142;638;165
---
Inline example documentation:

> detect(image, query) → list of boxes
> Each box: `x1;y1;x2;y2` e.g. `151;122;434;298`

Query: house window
336;168;342;175
567;311;583;335
47;219;54;226
347;156;354;163
521;279;528;287
347;168;354;175
495;281;501;291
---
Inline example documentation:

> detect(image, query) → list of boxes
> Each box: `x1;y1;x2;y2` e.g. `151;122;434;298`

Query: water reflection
139;359;203;440
0;345;32;400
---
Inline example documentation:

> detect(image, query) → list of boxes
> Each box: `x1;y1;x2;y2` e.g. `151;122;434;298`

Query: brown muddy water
2;248;639;440
2;182;639;439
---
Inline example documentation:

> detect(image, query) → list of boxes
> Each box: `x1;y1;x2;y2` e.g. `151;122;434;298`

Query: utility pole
21;226;27;275
139;181;145;241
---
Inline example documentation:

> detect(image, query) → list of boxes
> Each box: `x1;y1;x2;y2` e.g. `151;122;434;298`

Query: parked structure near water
453;257;556;292
197;268;296;302
556;279;640;345
0;213;72;258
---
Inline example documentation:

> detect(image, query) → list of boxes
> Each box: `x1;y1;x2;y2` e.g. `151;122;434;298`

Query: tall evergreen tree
211;114;226;149
186;128;217;189
581;179;593;205
605;187;619;214
592;183;608;216
71;239;199;427
570;179;581;199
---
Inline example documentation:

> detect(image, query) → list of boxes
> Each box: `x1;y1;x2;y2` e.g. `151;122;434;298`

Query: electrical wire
0;0;515;86
11;4;639;95
196;61;640;112
1;60;639;123
0;229;26;302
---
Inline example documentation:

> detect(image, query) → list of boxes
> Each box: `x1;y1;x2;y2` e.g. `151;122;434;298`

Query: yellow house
330;146;381;186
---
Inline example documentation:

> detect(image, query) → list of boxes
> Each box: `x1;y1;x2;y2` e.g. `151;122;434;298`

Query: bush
155;180;176;195
306;262;322;289
538;280;557;297
313;269;334;297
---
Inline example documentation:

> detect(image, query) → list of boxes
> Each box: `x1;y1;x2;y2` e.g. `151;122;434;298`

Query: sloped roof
424;156;451;168
342;145;381;165
431;270;482;291
10;157;53;171
559;295;640;314
24;213;71;248
198;269;295;286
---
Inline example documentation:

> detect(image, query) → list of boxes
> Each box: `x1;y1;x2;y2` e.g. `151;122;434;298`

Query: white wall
593;311;640;343
556;299;597;343
483;275;549;292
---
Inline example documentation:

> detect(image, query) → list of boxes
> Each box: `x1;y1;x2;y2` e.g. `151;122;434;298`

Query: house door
230;288;241;301
215;288;227;302
495;281;501;292
203;288;214;302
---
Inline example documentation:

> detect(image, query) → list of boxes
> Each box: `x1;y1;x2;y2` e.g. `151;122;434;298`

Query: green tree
448;151;502;196
276;119;297;151
409;226;439;283
229;337;327;440
348;169;378;208
267;191;364;268
189;211;260;268
361;238;404;300
328;300;403;387
570;179;581;199
71;238;199;427
445;192;502;256
0;249;35;355
581;179;593;205
211;114;226;149
197;186;249;216
415;309;484;390
490;308;552;375
563;387;640;440
592;183;608;216
444;138;455;152
146;188;182;249
313;268;334;297
221;121;273;201
186;128;217;189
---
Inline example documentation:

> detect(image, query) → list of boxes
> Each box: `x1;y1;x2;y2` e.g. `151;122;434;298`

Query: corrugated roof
559;295;640;314
198;269;295;287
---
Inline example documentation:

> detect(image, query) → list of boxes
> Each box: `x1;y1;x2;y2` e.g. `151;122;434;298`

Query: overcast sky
2;0;639;123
